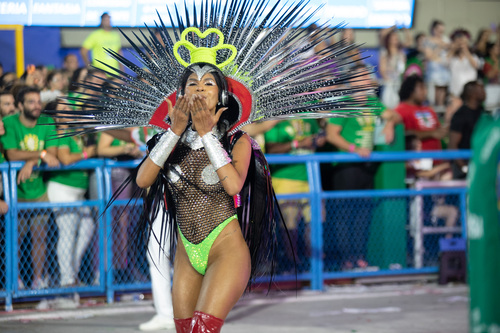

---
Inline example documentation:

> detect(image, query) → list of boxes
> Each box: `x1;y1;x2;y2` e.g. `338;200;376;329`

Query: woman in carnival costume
52;1;378;332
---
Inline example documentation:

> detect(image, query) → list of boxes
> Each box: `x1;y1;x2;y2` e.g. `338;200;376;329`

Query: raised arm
189;95;251;196
326;122;371;157
215;134;251;196
136;97;190;188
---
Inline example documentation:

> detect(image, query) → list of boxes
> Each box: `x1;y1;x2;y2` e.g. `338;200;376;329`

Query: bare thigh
171;234;204;319
195;219;251;319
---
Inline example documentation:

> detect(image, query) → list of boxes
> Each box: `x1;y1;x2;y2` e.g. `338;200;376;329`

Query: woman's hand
84;145;97;158
190;95;227;137
169;96;190;136
0;200;8;215
41;151;60;168
122;143;143;159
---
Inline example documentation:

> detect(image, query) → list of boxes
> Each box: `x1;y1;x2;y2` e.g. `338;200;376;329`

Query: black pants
329;163;377;266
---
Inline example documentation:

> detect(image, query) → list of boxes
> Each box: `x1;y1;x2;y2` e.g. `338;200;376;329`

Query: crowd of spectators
0;18;498;291
0;13;146;291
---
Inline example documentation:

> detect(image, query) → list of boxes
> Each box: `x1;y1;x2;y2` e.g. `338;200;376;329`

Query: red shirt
396;102;442;151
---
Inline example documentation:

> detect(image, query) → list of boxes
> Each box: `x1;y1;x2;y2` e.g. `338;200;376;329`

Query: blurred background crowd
0;9;498;292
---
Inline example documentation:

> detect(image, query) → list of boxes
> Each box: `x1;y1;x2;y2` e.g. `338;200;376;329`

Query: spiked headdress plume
52;0;378;136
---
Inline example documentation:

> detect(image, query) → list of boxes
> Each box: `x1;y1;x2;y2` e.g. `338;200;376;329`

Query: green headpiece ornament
173;27;237;68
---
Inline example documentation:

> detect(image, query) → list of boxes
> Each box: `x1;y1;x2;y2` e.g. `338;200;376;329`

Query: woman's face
389;32;399;46
491;43;500;57
55;102;72;124
480;29;491;42
50;73;64;91
433;24;445;37
184;72;220;113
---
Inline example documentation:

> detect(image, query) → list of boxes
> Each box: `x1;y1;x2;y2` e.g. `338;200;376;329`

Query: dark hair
44;100;59;112
399;75;424;101
405;134;418;151
15;86;40;107
19;65;44;82
306;23;319;34
69;67;87;92
0;90;14;106
415;32;425;44
450;28;470;42
177;62;237;133
430;20;444;35
0;72;15;88
0;89;13;97
383;29;401;55
486;42;498;57
475;28;490;45
85;68;105;81
63;54;76;62
45;70;61;89
460;81;480;101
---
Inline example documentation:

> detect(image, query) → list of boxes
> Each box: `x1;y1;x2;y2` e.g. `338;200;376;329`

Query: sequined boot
189;311;224;333
174;317;192;333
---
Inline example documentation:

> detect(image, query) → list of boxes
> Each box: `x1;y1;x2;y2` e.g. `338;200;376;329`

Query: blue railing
0;150;471;311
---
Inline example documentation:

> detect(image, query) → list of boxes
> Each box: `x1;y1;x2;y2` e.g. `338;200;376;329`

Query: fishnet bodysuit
166;141;236;245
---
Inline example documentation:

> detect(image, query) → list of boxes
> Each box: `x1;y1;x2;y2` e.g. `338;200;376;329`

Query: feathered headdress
54;0;377;136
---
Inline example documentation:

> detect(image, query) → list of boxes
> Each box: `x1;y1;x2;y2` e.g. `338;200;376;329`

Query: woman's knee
195;245;251;318
172;241;203;318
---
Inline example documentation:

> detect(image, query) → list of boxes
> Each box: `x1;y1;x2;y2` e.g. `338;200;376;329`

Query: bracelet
40;150;47;159
82;151;88;159
291;139;299;150
148;128;180;167
201;132;232;170
348;144;356;153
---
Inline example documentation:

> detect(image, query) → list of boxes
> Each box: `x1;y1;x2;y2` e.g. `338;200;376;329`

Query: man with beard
0;90;16;117
0;86;59;289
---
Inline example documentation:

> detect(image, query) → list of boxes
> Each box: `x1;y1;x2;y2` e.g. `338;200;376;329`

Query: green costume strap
179;214;237;275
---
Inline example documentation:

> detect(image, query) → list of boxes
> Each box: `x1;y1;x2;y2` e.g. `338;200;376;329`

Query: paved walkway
0;283;468;333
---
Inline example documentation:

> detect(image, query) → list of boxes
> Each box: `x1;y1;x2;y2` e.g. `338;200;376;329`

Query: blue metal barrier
0;150;471;310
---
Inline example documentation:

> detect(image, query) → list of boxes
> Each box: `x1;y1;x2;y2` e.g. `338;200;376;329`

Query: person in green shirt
97;131;143;281
265;119;326;270
46;100;97;287
324;65;400;271
0;86;60;289
0;116;9;216
66;67;88;111
0;116;6;290
80;12;123;75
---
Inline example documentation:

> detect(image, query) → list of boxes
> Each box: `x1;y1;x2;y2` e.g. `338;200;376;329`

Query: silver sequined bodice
165;128;236;244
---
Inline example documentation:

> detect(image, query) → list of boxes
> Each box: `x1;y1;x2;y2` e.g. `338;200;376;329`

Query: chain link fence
109;204;149;285
16;206;100;290
0;152;471;310
0;215;5;292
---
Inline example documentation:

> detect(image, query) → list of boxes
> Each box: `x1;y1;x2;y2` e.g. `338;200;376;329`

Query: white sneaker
139;314;175;331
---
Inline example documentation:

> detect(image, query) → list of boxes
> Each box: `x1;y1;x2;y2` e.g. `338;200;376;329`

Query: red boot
190;311;224;333
174;317;192;333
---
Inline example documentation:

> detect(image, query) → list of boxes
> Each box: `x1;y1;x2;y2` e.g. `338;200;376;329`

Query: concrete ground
0;283;468;333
